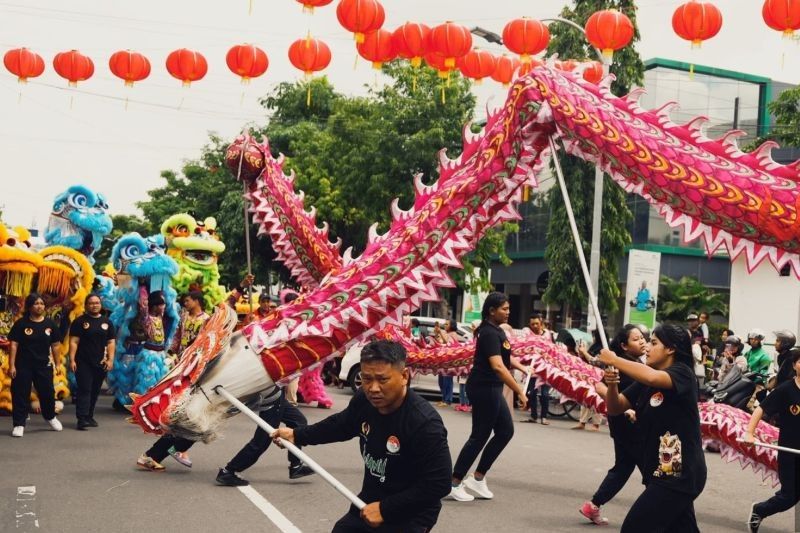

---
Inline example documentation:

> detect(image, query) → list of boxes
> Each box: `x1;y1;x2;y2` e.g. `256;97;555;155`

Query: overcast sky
1;0;796;230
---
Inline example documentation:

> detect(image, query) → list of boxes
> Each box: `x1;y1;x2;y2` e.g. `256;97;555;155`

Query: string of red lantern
672;0;723;48
4;48;44;83
428;21;472;69
296;0;333;14
502;18;550;64
762;0;800;37
491;54;520;88
356;29;396;69
458;49;497;84
109;50;151;87
288;35;331;105
53;50;94;87
226;44;269;83
166;48;208;87
584;9;634;61
392;22;430;68
336;0;385;44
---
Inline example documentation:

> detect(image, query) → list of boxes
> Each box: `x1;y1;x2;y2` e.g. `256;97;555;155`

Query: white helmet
747;328;765;341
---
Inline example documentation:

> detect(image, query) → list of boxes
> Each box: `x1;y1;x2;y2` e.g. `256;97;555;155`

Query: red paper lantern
516;57;542;78
392;22;430;67
53;50;94;87
762;0;800;36
288;36;332;75
166;49;208;86
424;51;451;78
108;50;151;87
458;49;497;84
584;9;634;59
3;48;44;83
357;29;396;69
502;18;550;63
428;21;473;69
555;59;579;72
336;0;385;43
491;54;520;87
581;61;604;84
672;1;723;47
226;44;269;82
296;0;333;13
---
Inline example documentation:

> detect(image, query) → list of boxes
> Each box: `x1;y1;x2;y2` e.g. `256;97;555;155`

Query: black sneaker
87;418;99;427
289;463;315;480
747;502;762;532
215;468;249;487
76;420;90;431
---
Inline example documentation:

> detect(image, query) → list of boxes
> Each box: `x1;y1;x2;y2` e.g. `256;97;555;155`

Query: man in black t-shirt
745;349;800;532
272;340;452;532
69;294;116;430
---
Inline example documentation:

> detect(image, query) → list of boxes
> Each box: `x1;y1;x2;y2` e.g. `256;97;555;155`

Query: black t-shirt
622;363;707;496
69;314;116;366
468;322;512;386
608;370;637;441
294;390;452;528
8;316;62;366
760;379;800;448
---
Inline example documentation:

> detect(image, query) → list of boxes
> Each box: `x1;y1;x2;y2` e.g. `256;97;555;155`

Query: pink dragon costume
130;66;795;482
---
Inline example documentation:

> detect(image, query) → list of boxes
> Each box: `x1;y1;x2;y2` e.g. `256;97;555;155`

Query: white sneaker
11;426;24;438
448;483;475;502
464;474;494;499
48;418;63;431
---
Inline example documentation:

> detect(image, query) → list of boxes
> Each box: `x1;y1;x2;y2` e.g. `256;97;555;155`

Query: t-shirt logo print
502;341;511;350
83;322;90;329
790;404;800;416
101;323;109;330
386;435;400;454
24;328;33;335
361;421;370;436
653;432;682;478
649;392;664;407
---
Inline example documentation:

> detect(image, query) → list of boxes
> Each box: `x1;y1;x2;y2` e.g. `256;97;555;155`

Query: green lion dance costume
160;214;225;309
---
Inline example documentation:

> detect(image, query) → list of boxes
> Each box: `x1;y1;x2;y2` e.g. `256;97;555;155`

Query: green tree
748;85;800;149
656;275;729;322
136;64;515;291
542;0;643;317
94;214;151;268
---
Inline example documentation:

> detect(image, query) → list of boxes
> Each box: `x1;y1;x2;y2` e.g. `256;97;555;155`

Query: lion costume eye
68;193;89;208
173;224;189;237
96;194;109;210
121;244;142;260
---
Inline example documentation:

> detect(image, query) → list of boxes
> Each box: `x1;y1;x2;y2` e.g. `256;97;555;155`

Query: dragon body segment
107;233;179;406
161;214;226;309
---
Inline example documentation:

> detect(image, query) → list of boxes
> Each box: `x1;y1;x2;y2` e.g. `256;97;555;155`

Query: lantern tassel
248;0;253;15
412;74;417;93
240;91;246;107
177;97;184;110
689;63;694;80
69;95;74;110
17;91;22;105
307;84;312;107
124;96;129;111
354;54;359;70
441;84;445;105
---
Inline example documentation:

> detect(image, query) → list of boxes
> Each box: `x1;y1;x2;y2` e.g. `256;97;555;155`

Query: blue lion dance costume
44;185;113;265
106;233;179;407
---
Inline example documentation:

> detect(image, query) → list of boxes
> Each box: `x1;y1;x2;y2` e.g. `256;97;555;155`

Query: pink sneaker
580;501;609;526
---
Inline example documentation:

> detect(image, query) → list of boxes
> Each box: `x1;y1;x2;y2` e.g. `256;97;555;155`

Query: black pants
621;484;699;533
12;362;55;427
226;395;308;472
592;437;640;506
754;451;800;517
331;511;430;533
74;362;106;423
526;378;549;420
452;383;514;480
146;435;195;463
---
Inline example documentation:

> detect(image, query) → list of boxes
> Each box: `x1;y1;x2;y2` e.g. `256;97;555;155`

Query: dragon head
44;185;113;263
161;214;225;269
0;222;43;298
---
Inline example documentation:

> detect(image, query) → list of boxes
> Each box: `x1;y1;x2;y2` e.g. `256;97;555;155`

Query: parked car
339;317;474;393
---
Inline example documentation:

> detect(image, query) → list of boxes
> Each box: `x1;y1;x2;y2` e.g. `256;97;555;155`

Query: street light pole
471;21;609;331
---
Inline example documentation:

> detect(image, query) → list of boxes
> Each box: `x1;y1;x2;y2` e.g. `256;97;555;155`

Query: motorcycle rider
718;335;747;383
772;330;797;388
745;329;772;377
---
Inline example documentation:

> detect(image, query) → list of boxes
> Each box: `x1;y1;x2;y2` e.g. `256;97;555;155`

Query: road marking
237;485;301;532
16;486;39;530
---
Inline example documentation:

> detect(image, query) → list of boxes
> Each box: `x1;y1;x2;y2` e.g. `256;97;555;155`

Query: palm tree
656;275;729;322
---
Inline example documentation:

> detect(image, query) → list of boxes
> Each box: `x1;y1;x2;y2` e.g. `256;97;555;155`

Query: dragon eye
121;244;142;259
68;193;88;208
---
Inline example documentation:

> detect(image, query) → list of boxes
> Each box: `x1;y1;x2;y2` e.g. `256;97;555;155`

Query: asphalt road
0;387;794;533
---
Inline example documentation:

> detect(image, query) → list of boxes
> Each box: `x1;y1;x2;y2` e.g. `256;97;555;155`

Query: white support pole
586;57;611;332
235;132;255;315
736;438;800;456
213;385;367;510
548;136;609;350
